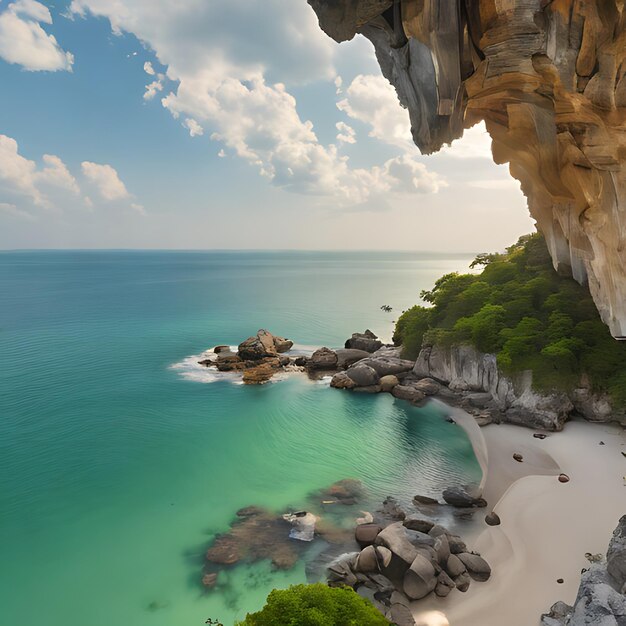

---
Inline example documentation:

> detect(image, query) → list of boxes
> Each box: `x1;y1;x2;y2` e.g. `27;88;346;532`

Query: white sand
413;417;626;626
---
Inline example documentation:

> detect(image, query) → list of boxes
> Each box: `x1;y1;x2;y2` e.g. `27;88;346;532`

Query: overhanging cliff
308;0;626;338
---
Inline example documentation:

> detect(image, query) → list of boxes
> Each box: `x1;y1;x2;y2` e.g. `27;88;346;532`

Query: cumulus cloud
0;0;74;71
69;0;445;206
0;201;35;221
81;162;129;201
337;74;412;150
336;121;356;145
183;118;203;137
143;61;155;75
144;79;163;101
0;134;79;207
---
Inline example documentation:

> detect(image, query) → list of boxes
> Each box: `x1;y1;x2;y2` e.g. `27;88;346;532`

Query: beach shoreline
412;418;625;626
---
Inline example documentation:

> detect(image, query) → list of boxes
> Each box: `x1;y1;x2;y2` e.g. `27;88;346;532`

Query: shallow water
0;250;481;626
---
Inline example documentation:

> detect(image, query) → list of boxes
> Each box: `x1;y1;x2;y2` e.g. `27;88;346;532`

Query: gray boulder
403;553;437;599
403;516;435;534
435;570;455;597
607;514;626;591
330;371;357;389
308;347;338;370
335;348;370;369
392;385;426;403
273;336;293;353
359;355;415;377
345;329;383;353
355;545;379;573
446;554;467;578
457;553;491;582
375;522;419;565
442;486;486;508
346;363;380;387
413;378;442;395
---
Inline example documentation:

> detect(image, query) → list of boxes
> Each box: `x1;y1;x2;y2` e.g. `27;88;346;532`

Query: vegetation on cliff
235;583;389;625
393;233;626;405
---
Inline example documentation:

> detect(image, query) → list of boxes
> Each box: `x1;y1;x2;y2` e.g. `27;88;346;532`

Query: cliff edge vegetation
393;234;626;408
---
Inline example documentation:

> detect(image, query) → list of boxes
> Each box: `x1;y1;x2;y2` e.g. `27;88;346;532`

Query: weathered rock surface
345;329;383;353
308;0;626;339
442;486;486;509
308;347;339;370
414;343;625;429
391;384;425;404
541;516;626;625
346;362;380;386
335;348;370;369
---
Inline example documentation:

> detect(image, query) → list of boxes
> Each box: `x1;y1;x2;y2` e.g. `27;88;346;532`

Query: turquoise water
0;251;481;626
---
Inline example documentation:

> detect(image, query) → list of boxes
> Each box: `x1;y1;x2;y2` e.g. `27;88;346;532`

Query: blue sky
0;0;534;250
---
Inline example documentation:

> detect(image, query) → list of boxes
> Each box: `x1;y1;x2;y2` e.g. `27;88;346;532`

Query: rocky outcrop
327;517;491;624
541;516;626;625
415;343;624;430
345;329;383;353
308;0;626;339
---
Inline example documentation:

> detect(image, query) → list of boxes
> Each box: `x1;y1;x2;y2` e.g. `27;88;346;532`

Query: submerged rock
442;486;486;508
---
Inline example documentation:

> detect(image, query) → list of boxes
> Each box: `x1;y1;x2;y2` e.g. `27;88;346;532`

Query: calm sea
0;250;480;626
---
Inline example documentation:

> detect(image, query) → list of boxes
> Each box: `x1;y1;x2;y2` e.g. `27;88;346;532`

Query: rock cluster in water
327;503;491;626
198;329;297;384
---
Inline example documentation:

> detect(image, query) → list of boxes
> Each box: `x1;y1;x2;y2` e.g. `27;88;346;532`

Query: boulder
242;361;279;384
434;535;451;565
454;571;471;592
392;385;426;403
330;371;357;390
413;494;439;506
558;474;570;483
355;523;382;548
238;329;278;360
375;522;419;565
446;554;467;578
403;516;435;534
387;603;416;626
413;378;441;395
485;512;501;526
346;363;380;387
213;345;230;353
308;347;338;370
435;570;455;597
359;356;415;377
540;601;574;626
335;348;370;369
403;553;437;599
345;330;383;353
380;374;399;392
355;545;379;573
447;535;468;554
465;392;493;408
376;546;393;568
442;486;486;508
321;478;364;504
273;336;293;353
457;553;491;582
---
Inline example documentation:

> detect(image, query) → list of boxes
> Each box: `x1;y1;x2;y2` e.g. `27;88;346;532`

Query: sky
0;0;535;251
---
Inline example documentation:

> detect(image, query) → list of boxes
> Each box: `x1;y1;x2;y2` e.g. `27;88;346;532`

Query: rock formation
307;0;626;338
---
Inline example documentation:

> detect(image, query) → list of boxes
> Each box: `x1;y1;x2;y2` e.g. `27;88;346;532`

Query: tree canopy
235;584;390;626
393;233;626;405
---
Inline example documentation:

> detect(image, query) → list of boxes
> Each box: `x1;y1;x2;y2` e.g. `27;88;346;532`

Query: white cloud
382;154;446;194
0;134;79;207
144;79;163;101
81;162;129;201
130;202;146;216
68;0;446;206
337;74;412;150
0;0;74;71
336;121;356;145
217;149;226;158
439;124;493;160
183;118;203;137
143;61;155;75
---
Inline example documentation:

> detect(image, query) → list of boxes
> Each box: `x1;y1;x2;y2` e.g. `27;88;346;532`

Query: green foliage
235;583;390;626
393;233;626;406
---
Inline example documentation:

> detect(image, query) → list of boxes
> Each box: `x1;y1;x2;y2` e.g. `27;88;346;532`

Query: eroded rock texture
308;0;626;338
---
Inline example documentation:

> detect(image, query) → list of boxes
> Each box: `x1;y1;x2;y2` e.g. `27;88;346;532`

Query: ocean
0;250;481;626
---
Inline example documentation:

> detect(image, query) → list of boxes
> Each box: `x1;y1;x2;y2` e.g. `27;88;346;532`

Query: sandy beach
413;416;626;626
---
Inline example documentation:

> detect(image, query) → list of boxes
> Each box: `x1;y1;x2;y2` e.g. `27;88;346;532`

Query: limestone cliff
308;0;626;338
414;342;625;430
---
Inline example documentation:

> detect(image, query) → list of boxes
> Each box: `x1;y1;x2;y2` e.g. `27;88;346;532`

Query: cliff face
414;343;624;430
308;0;626;338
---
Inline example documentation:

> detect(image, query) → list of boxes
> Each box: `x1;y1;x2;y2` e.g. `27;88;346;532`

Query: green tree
235;584;390;626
